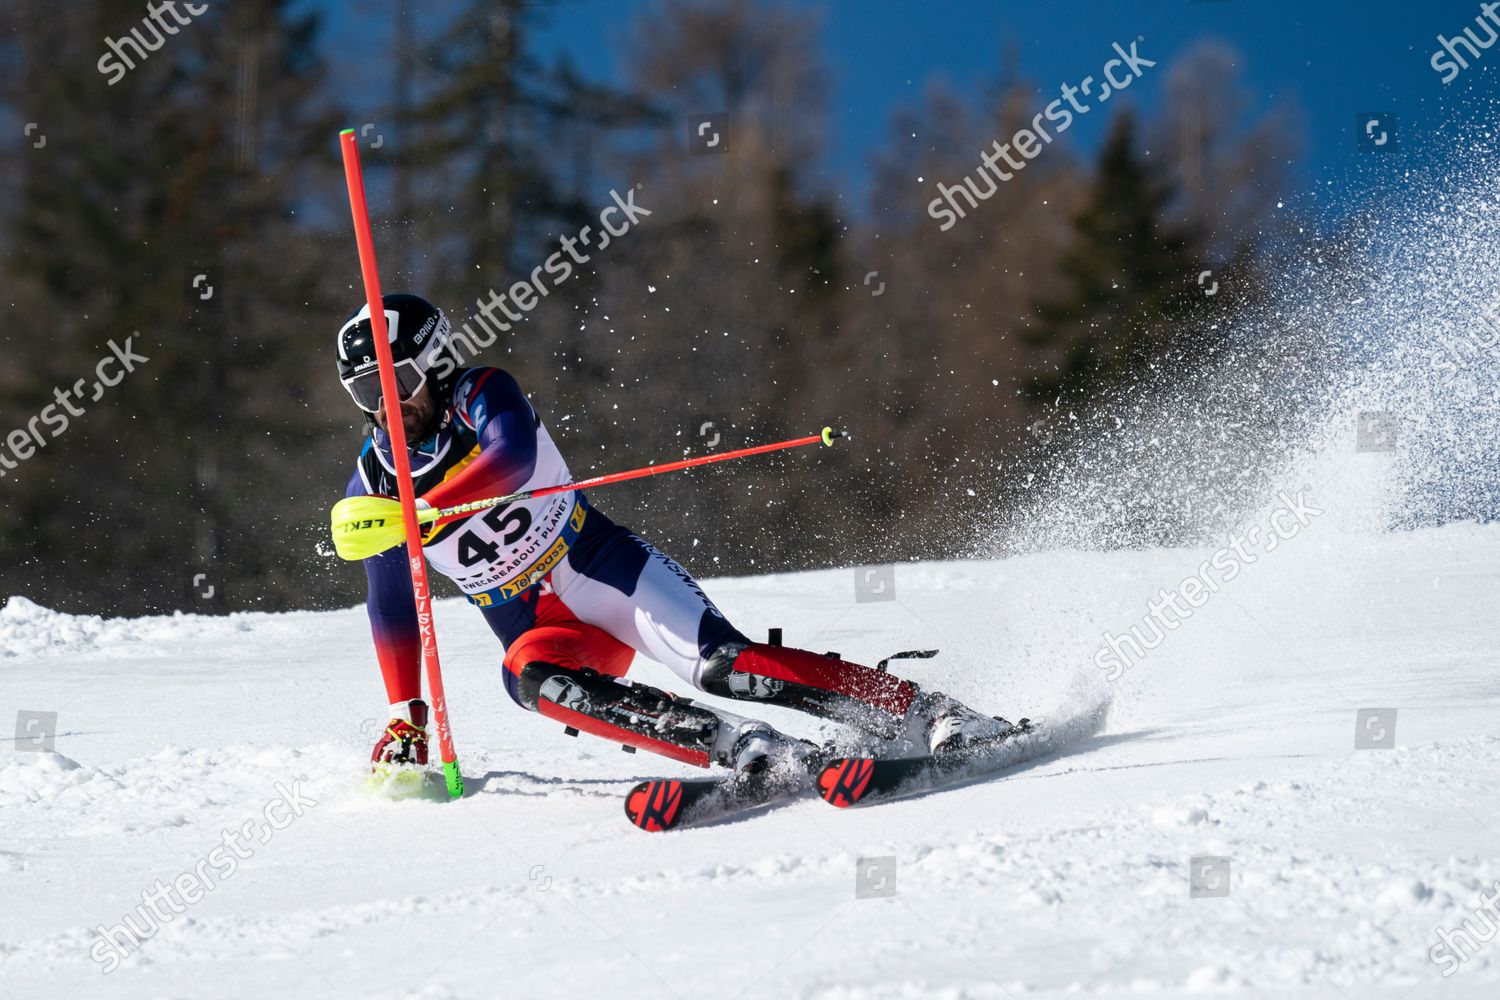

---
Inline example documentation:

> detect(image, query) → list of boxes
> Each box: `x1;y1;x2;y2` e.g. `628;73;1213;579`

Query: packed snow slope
3;516;1499;998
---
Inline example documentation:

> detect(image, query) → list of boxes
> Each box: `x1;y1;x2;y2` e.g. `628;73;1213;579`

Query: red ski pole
330;427;849;560
339;128;463;799
428;426;850;527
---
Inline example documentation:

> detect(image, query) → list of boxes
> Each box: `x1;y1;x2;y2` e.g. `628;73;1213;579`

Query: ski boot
907;691;1024;755
714;717;820;777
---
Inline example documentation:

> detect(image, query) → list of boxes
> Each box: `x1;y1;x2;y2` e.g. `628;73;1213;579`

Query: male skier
339;294;1014;777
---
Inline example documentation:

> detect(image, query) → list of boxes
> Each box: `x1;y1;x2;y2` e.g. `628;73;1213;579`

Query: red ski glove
371;699;429;768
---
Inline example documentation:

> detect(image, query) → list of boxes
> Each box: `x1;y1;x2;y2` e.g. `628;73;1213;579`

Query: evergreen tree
1023;111;1206;411
0;0;345;614
582;0;844;574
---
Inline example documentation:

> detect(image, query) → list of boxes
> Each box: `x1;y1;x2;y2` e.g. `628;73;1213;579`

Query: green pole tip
443;759;464;799
339;128;356;136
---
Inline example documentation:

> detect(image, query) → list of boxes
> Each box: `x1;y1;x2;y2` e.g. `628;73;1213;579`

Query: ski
626;692;1112;825
817;694;1110;808
625;766;815;832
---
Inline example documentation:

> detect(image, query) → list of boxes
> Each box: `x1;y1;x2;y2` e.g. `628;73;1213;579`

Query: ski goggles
341;359;427;414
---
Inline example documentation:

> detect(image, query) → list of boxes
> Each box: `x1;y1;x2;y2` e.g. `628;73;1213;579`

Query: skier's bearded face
373;382;440;444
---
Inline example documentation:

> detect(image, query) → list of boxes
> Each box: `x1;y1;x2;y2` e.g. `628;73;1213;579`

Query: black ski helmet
335;293;455;414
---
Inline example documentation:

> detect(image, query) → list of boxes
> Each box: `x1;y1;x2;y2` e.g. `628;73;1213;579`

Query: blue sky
325;0;1498;216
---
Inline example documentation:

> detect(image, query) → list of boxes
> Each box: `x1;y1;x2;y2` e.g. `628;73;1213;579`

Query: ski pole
339;127;464;800
331;426;848;561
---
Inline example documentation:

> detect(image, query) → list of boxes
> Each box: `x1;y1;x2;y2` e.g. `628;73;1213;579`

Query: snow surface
4;519;1499;998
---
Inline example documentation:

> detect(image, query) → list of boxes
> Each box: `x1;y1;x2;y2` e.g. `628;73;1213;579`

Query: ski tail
816;757;876;808
625;778;694;831
624;762;820;832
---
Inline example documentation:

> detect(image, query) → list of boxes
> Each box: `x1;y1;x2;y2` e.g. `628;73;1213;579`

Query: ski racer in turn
338;293;1016;780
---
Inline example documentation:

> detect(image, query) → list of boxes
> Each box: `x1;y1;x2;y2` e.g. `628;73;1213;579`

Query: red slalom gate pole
339;128;463;799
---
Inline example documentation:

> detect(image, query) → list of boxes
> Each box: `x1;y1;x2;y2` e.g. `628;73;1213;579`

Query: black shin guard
516;661;723;765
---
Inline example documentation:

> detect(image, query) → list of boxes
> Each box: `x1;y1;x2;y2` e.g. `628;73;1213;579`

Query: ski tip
625;779;687;832
816;757;875;808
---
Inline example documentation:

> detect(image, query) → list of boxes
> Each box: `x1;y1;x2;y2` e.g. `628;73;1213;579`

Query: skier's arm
348;470;422;704
420;368;540;510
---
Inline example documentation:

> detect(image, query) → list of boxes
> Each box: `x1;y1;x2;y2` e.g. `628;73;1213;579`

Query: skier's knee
502;622;633;708
502;665;527;708
700;640;787;700
503;623;633;679
699;640;744;696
